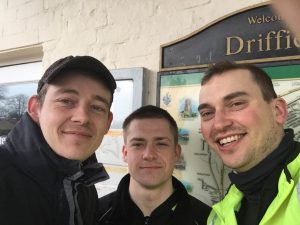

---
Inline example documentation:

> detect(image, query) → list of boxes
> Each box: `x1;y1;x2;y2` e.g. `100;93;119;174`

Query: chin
61;151;88;161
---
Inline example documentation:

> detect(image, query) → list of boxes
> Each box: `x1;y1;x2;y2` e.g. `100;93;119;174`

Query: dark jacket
98;174;211;225
0;113;109;225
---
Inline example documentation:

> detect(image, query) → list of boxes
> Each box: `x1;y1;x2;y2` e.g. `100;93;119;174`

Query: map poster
158;64;300;206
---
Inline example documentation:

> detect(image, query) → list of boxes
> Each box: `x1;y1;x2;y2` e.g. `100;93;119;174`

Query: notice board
158;2;300;206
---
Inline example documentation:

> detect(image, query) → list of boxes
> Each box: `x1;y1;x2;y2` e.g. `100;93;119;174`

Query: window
0;61;42;145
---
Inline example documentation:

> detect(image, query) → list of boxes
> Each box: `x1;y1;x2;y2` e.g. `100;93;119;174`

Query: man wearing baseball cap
0;56;116;225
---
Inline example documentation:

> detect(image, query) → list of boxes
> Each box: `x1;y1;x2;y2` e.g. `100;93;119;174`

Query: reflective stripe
297;183;300;204
208;214;217;225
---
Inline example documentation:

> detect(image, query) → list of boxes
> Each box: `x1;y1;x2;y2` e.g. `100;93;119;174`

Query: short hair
202;61;277;102
122;105;179;144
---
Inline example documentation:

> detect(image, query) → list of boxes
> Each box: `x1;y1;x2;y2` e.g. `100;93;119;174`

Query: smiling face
123;118;181;190
28;72;113;161
199;69;287;172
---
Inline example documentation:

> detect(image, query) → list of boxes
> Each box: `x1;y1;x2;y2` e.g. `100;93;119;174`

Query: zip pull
144;216;150;225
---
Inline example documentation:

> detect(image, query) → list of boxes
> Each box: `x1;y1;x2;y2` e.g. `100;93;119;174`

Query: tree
5;94;28;120
0;86;8;117
0;86;7;100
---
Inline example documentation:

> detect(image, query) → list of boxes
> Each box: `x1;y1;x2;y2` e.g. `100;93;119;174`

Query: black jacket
0;113;109;225
98;174;211;225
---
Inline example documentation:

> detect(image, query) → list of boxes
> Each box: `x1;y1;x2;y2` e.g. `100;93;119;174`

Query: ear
27;95;40;123
122;144;128;163
273;97;288;124
104;112;113;134
175;144;182;162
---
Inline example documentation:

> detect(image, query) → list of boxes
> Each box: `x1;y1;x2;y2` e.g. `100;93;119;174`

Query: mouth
141;165;162;169
217;134;244;146
63;131;92;137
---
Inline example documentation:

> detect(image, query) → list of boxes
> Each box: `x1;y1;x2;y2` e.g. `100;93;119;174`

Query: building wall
0;0;268;104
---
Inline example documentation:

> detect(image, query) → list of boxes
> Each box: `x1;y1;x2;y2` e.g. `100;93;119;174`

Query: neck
229;129;295;195
128;177;174;216
237;127;285;173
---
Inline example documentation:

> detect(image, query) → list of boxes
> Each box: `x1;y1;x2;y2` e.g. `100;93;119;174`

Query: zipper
144;216;150;225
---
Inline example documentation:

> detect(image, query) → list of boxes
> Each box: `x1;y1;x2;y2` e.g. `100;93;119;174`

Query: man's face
199;69;286;172
123;118;181;189
29;72;113;161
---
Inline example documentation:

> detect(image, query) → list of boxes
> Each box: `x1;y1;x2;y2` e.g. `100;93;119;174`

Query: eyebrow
198;91;249;111
223;91;249;101
55;88;110;107
128;137;171;142
129;137;145;142
198;103;210;112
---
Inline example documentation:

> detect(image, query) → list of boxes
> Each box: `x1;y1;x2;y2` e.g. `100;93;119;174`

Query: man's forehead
199;72;259;104
206;69;252;82
201;71;255;92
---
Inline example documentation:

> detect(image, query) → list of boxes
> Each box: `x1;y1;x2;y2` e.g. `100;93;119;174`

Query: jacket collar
111;174;190;218
229;129;296;195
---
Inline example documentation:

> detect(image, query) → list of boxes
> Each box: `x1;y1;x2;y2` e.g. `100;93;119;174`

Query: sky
1;82;37;98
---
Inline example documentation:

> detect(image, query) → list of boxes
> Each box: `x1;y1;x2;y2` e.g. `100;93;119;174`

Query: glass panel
110;79;133;129
0;82;37;145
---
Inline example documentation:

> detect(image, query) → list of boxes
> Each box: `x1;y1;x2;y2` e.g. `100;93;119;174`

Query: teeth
219;135;241;145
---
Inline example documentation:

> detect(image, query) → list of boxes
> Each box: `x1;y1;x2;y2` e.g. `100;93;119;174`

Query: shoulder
182;194;211;225
173;177;211;223
0;146;15;175
188;194;211;213
97;191;119;224
173;193;211;225
98;191;117;214
0;148;12;191
172;176;211;213
0;147;44;195
0;146;9;164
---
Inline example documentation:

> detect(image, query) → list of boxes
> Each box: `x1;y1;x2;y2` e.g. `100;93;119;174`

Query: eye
91;104;107;113
199;110;214;121
131;142;144;148
56;98;74;107
156;140;172;149
157;142;168;146
229;100;247;110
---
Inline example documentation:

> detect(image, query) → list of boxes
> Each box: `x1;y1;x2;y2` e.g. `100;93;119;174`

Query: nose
71;105;90;125
142;143;157;160
213;110;232;131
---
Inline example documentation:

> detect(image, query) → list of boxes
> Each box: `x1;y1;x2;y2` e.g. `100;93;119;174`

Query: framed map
158;63;300;206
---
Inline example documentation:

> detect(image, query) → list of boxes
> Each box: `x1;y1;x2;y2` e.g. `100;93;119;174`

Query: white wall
0;0;268;104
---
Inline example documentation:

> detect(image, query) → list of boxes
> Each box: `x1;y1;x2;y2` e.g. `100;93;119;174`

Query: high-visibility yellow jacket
207;153;300;225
